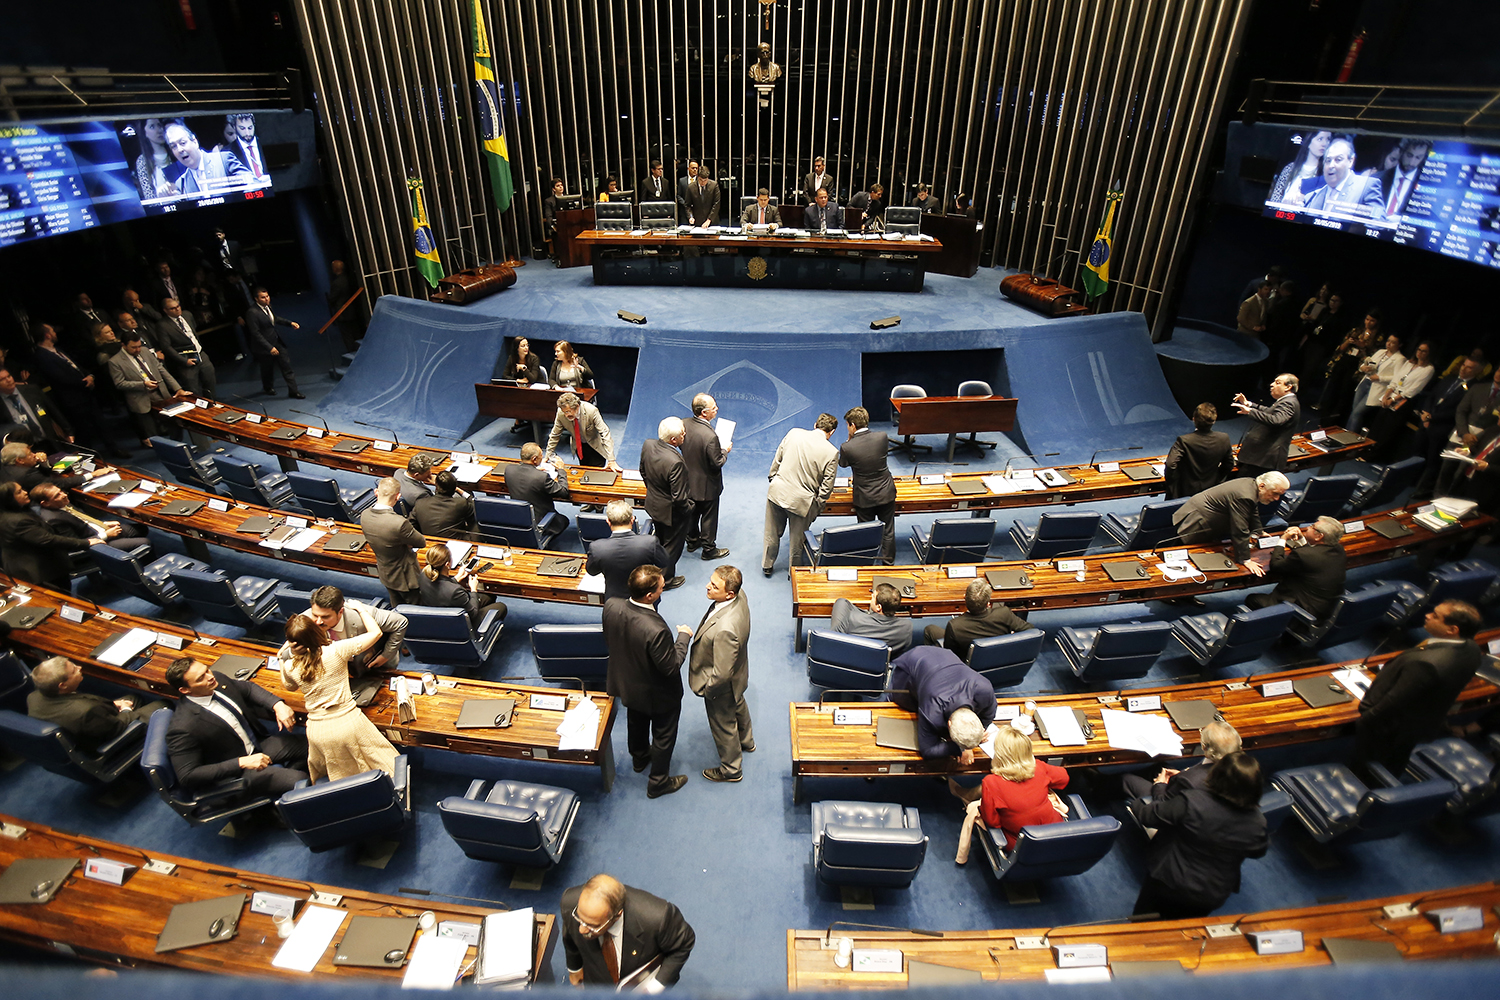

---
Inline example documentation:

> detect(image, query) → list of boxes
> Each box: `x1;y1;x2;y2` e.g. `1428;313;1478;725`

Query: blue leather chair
167;567;282;629
92;545;210;605
284;471;376;521
811;800;927;888
1349;456;1424;511
1271;761;1455;844
577;511;617;550
149;436;222;492
438;778;580;867
593;201;634;230
1273;474;1362;524
888;384;932;458
1283;582;1402;648
475;496;560;549
0;708;146;784
1055;621;1174;682
529;624;608;682
141;709;273;826
804;522;884;568
397;605;504;669
1385;562;1499;629
1131;785;1294;836
0;651;31;712
211;454;299;509
1407;736;1500;815
911;517;996;564
272;585;388;622
967;630;1044;688
1009;511;1101;559
977;794;1121;883
275;757;411;851
1101;499;1186;551
1170;603;1300;670
805;630;890;690
945;380;999;461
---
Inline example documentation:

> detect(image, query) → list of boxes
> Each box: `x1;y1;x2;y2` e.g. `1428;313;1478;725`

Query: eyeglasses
572;907;619;936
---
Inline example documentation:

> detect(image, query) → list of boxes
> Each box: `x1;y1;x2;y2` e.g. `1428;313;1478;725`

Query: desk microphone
230;393;269;418
425;432;476;454
1088;445;1143;466
353;420;401;446
289;408;329;432
1003;452;1061;475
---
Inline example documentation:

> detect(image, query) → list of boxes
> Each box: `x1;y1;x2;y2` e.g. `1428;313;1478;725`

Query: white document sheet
556;697;602;750
715;418;736;449
577;572;606;594
271;904;347;972
98;627;158;667
475;908;534;986
1100;708;1184;758
402;933;469;990
107;492;151;509
1035;706;1087;747
1331;667;1372;701
450;463;495;483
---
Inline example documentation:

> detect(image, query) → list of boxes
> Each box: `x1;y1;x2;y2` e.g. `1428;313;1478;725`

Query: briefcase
998;273;1090;317
430;265;517;304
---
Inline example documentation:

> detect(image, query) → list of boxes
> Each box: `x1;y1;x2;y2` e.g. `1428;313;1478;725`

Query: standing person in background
839;406;897;564
326;260;366;353
1164;403;1233;499
1346;332;1406;435
689;565;754;783
544;391;621;473
1232;373;1300;479
155;298;216;397
641;417;691;589
360;478;426;607
681;393;730;562
803;155;833;203
762;414;840;577
245;287;304;399
1236;281;1271;339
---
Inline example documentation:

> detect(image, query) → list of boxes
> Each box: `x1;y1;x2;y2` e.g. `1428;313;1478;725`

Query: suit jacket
154;311;208;370
603;597;691;716
31;346;94;399
0;509;85;586
910;194;940;214
1376;165;1420;218
1304;173;1384;214
1422;373;1475;432
417;572;489;629
107;348;181;414
0;382;73;441
587;531;671;604
1454;380;1500;437
411;492;477;541
888;646;998;759
1164;430;1233;499
27;690;128;751
740;203;782;226
767;427;838;518
1134;784;1268;910
559;884;695;987
504;462;570;521
163;150;250;194
231;138;265;178
244;304;294;356
147;279;180;311
165;672;288;788
679;416;726;503
359;506;425;593
641;172;670;202
640;439;689;526
1236;294;1268;335
1358;639;1482;763
803;201;844;231
685;178;720;226
831;597;911;655
0;463;85;493
325;600;409;675
392;469;432;510
838;429;896;507
802;170;834;202
1171;478;1262;561
688;593;750;698
1236;392;1300;471
942;603;1033;661
545;399;615;464
676;176;697;217
1265;541;1347;619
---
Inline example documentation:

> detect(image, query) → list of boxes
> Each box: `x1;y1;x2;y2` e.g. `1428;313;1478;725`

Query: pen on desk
457;957;477;982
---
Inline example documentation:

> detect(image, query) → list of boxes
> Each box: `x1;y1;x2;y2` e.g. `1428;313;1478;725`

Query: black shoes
664;576;686;590
701;547;730;560
647;775;688;798
702;767;742;783
632;757;649;773
686;541;701;552
289;392;307;400
762;567;774;578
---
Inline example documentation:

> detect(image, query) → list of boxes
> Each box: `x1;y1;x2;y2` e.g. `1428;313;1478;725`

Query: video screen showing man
124;114;272;211
1265;128;1432;229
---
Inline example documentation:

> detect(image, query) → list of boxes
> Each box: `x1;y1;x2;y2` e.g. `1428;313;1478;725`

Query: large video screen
0;112;274;249
1261;127;1500;269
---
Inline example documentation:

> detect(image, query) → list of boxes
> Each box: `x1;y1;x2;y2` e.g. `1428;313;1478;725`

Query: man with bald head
360;477;426;607
560;873;694;987
681;393;730;562
27;656;168;752
641;416;691;588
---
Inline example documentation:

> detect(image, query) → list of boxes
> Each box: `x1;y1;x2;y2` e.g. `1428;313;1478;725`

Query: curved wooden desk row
0;813;557;982
68;467;608;610
0;581;618;784
155;397;1369;519
786;881;1500;988
788;502;1492;647
787;626;1500;802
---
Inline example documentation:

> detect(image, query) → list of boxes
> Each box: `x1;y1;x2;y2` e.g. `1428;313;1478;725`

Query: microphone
354;420;401;446
1003;452;1061;475
426;432;475;454
289;408;329;432
231;393;268;418
1089;445;1144;466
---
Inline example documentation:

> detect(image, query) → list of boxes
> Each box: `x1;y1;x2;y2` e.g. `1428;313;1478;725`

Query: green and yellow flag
469;0;514;213
407;176;444;289
1080;185;1123;301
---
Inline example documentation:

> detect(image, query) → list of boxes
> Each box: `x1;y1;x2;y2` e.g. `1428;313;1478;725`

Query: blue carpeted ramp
316;296;511;441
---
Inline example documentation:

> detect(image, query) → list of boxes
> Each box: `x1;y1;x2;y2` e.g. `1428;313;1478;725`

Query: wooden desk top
790;502;1491;621
0;580;617;768
575;229;944;253
0;812;557;982
889;394;1018;435
788;627;1500;781
786;881;1500;988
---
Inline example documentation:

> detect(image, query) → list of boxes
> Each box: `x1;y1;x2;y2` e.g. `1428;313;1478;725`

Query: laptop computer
874;716;919;752
907;960;984;986
1121;465;1160;482
1326;431;1366;447
160;499;205;517
323;533;367;553
1110;960;1187;978
331;439;369;454
947;480;988;496
0;857;78;903
1287;443;1312;460
455;699;517;729
1293;674;1353;708
213;654;265;682
579;469;618;487
1322;937;1402;965
236;516;279;534
212;411;245;424
87;478;141;496
1102;560;1149;583
1189;551;1238;572
0;605;53;630
1035;707;1093;741
334;915;421;967
1369;518;1413;539
1163;699;1218;731
871;575;917;600
985;569;1032;590
155;892;246;952
537;555;585;578
268;426;306;441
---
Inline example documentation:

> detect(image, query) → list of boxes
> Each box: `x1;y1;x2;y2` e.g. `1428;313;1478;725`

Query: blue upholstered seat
92;546;208;605
1349;456;1424;511
1101;499;1186;551
803;522;883;568
529;623;608;683
0;651;31;713
0;708;146;784
1170;603;1299;669
438;778;580;867
1407;737;1500;815
284;470;376;521
1271;761;1454;844
211;454;299;508
1009;511;1101;559
1283;582;1402;648
1055;621;1173;682
967;630;1044;688
1385;561;1499;629
397;605;504;669
911;517;996;563
275;757;411;851
1273;474;1362;524
805;629;890;691
141;709;272;826
149;436;222;492
811;799;927;887
474;496;562;548
167;567;282;628
977;794;1120;883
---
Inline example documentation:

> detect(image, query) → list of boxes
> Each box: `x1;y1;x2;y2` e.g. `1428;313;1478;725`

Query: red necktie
1387;175;1408;215
758;207;764;224
1467;437;1499;479
574;415;585;462
600;934;620;983
247;145;262;177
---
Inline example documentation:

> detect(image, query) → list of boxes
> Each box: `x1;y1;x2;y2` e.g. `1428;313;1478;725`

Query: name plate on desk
1054;943;1108;968
60;606;86;623
208;498;230;512
155;633;185;651
1258;535;1285;548
1311;430;1327;442
286;516;309;528
826;568;858;581
1248;930;1304;955
918;474;945;485
251;891;300;917
1344;520;1364;533
245;413;263;424
1161;549;1188;564
307;428;325;438
1428;906;1484;933
1055;559;1085;573
529;693;567;712
1125;695;1161;712
833;708;872;725
1096;462;1120;472
83;858;134;885
1262;680;1295;697
195;398;210;408
373;440;395;452
946;565;977;579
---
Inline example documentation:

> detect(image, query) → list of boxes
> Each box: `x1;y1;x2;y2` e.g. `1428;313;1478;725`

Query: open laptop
155;892;246;952
455;698;516;729
334;915;421;967
874;716;919;752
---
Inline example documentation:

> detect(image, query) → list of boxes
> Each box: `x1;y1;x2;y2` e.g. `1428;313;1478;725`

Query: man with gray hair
27;656;168;751
545;390;621;472
886;645;996;762
640;416;690;588
763;413;840;576
681;393;730;562
1172;471;1290;574
1246;515;1347;619
922;577;1033;660
360;477;426;606
586;499;669;603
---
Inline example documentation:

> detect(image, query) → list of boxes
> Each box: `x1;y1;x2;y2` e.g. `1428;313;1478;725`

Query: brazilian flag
407;177;444;289
1081;185;1124;301
470;0;514;213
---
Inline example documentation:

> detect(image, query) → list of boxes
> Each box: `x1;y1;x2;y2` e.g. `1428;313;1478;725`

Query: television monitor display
118;113;274;213
1262;126;1500;269
0;121;144;247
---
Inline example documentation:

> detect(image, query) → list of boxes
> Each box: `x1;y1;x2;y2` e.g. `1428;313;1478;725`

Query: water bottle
502;545;514;567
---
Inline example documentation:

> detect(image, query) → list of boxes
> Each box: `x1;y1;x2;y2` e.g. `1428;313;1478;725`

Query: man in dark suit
326;259;366;353
887;645;996;761
604;565;694;799
1164;403;1233;500
0;444;88;493
676;161;701;219
1171;472;1289;567
689;565;753;783
361;478;427;607
1376;138;1429;222
1353;601;1484;778
588;501;670;604
164;656;308;797
1232;373;1300;478
147;262;181;313
0;366;74;455
211;225;248;277
156;298;216;397
27;656;168;752
1298;137;1385;216
739;188;780;226
504;442;570;543
0;480;100;587
1245;516;1347;619
411;470;477;541
228;114;267;182
120;289;164;333
802;156;833;204
839;406;897;563
1434;366;1500;497
803;187;843;232
684;169;720;227
922;577;1032;660
245;286;305;398
640;417;691;588
29;324;126;458
30;481;147;552
1121;720;1240;802
641;159;670;203
561;873;694;987
681;394;730;561
1413;355;1483;497
68;293;111;351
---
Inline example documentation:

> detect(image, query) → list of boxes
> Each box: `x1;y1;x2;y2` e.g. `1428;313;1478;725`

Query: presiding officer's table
474;382;598;431
0;812;558;981
575;228;943;292
890;393;1018;461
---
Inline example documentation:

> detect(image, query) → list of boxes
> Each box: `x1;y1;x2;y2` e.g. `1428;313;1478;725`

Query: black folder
1369;518;1413;539
235;516;279;534
455;699;516;729
334;915;420;967
213;654;265;681
1163;699;1218;731
323;533;367;553
86;478;141;496
155;893;246;953
537;555;584;578
1189;551;1238;572
212;411;245;424
907;960;984;986
1102;560;1149;582
1326;431;1365;447
1323;937;1402;965
0;605;53;630
1121;465;1160;482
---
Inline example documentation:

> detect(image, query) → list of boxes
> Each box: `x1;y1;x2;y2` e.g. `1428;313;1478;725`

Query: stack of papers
577;572;606;594
475;908;534;988
272;905;347;972
1099;708;1183;758
82;472;120;491
98;628;158;667
450;463;495;483
108;492;151;509
263;528;326;552
1433;497;1478;518
160;402;197;417
981;474;1046;495
556;697;601;750
402;934;469;990
1035;706;1087;746
1330;667;1372;701
1414;508;1461;532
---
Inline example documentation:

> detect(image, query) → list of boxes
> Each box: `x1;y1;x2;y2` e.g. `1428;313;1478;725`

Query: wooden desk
0;813;558;981
0;581;619;784
787;627;1500;802
473;382;597;425
788;502;1490;649
890;394;1018;460
786;881;1500;987
555;206;595;267
920;213;982;277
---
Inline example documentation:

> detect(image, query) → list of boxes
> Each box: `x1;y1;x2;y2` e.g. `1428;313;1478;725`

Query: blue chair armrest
393;755;409;797
478;608;503;636
1065;793;1090;820
195;776;253;806
464;779;488;800
291;778;310;791
1366;762;1401;788
95;718;146;757
1285;604;1318;625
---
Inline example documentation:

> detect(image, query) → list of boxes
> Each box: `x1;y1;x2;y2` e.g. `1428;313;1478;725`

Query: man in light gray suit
107;329;191;444
544;391;622;471
690;565;753;783
360;477;427;607
762;413;840;577
304;585;409;678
